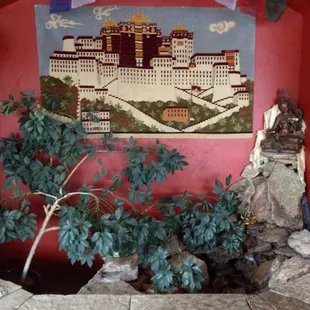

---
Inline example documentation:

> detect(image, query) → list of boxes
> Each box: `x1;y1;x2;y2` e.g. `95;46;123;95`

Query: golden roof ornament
127;13;151;24
101;19;117;28
175;24;186;31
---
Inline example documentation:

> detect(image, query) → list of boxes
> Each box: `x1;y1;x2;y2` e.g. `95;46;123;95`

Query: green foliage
0;207;37;243
179;257;204;292
0;92;96;199
0;92;244;293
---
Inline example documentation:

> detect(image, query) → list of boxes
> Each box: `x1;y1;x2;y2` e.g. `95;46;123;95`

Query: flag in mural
35;5;255;137
215;0;237;10
50;0;95;13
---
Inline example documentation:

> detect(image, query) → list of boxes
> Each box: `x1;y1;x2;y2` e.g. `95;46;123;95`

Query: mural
35;5;255;137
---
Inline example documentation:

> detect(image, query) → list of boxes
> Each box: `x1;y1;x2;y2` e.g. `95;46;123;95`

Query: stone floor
1;279;309;310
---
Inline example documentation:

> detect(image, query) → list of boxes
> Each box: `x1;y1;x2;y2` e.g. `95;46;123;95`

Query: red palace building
99;13;193;67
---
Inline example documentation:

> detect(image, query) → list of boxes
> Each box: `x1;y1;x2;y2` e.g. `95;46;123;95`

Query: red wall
0;1;303;262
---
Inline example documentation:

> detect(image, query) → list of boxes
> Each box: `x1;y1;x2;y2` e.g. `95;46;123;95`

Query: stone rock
246;224;265;237
164;235;182;257
262;250;277;261
270;273;310;304
235;253;257;277
229;179;255;214
259;290;310;310
269;256;310;288
244;234;258;251
195;246;242;264
0;279;21;298
269;256;310;305
273;245;298;258
267;163;305;231
19;294;131;310
78;281;141;295
261;162;275;178
0;288;33;310
269;256;287;277
130;294;252;310
252;176;266;187
91;254;139;284
250;260;274;289
247;240;272;255
261;152;297;163
256;227;289;247
241;164;262;180
288;229;310;258
246;294;275;310
251;181;273;223
169;252;208;283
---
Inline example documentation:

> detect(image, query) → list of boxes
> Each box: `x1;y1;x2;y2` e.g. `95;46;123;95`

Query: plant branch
108;190;139;213
90;188;138;213
59;149;123;195
44;226;60;233
21;203;57;284
61;154;89;192
34;192;58;200
56;191;100;210
142;199;159;215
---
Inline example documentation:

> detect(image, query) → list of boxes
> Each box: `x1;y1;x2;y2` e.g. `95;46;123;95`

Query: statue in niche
261;90;304;154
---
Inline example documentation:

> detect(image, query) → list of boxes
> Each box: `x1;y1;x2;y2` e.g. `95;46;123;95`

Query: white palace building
48;14;250;132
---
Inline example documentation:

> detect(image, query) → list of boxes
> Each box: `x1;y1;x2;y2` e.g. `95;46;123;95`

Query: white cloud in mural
93;6;119;20
209;21;236;34
45;14;84;30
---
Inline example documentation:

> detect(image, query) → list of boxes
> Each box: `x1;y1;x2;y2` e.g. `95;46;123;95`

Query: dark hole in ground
0;258;101;295
128;256;259;295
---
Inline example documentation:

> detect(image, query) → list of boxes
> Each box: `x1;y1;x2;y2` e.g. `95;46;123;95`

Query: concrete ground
1;278;309;310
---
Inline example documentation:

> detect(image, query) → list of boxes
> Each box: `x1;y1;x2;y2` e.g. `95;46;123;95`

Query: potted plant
0;91;244;293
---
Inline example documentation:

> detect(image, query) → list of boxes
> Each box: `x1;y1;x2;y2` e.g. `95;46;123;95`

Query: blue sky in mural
35;5;256;79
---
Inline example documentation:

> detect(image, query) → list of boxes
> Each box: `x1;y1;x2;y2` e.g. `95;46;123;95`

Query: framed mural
35;5;255;138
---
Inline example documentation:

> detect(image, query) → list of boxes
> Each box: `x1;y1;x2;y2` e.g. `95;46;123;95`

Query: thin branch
34;192;58;200
57;191;100;211
0;192;33;205
142;199;159;215
96;150;123;153
21;204;57;284
44;226;60;233
107;190;139;213
61;154;89;192
90;188;138;213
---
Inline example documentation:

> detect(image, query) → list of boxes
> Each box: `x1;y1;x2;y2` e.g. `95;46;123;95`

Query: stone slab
270;273;310;305
260;291;310;310
0;288;33;310
0;279;21;298
267;163;304;231
78;281;141;295
269;256;310;287
245;295;274;310
256;227;289;247
288;229;310;258
19;294;130;310
130;294;251;310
